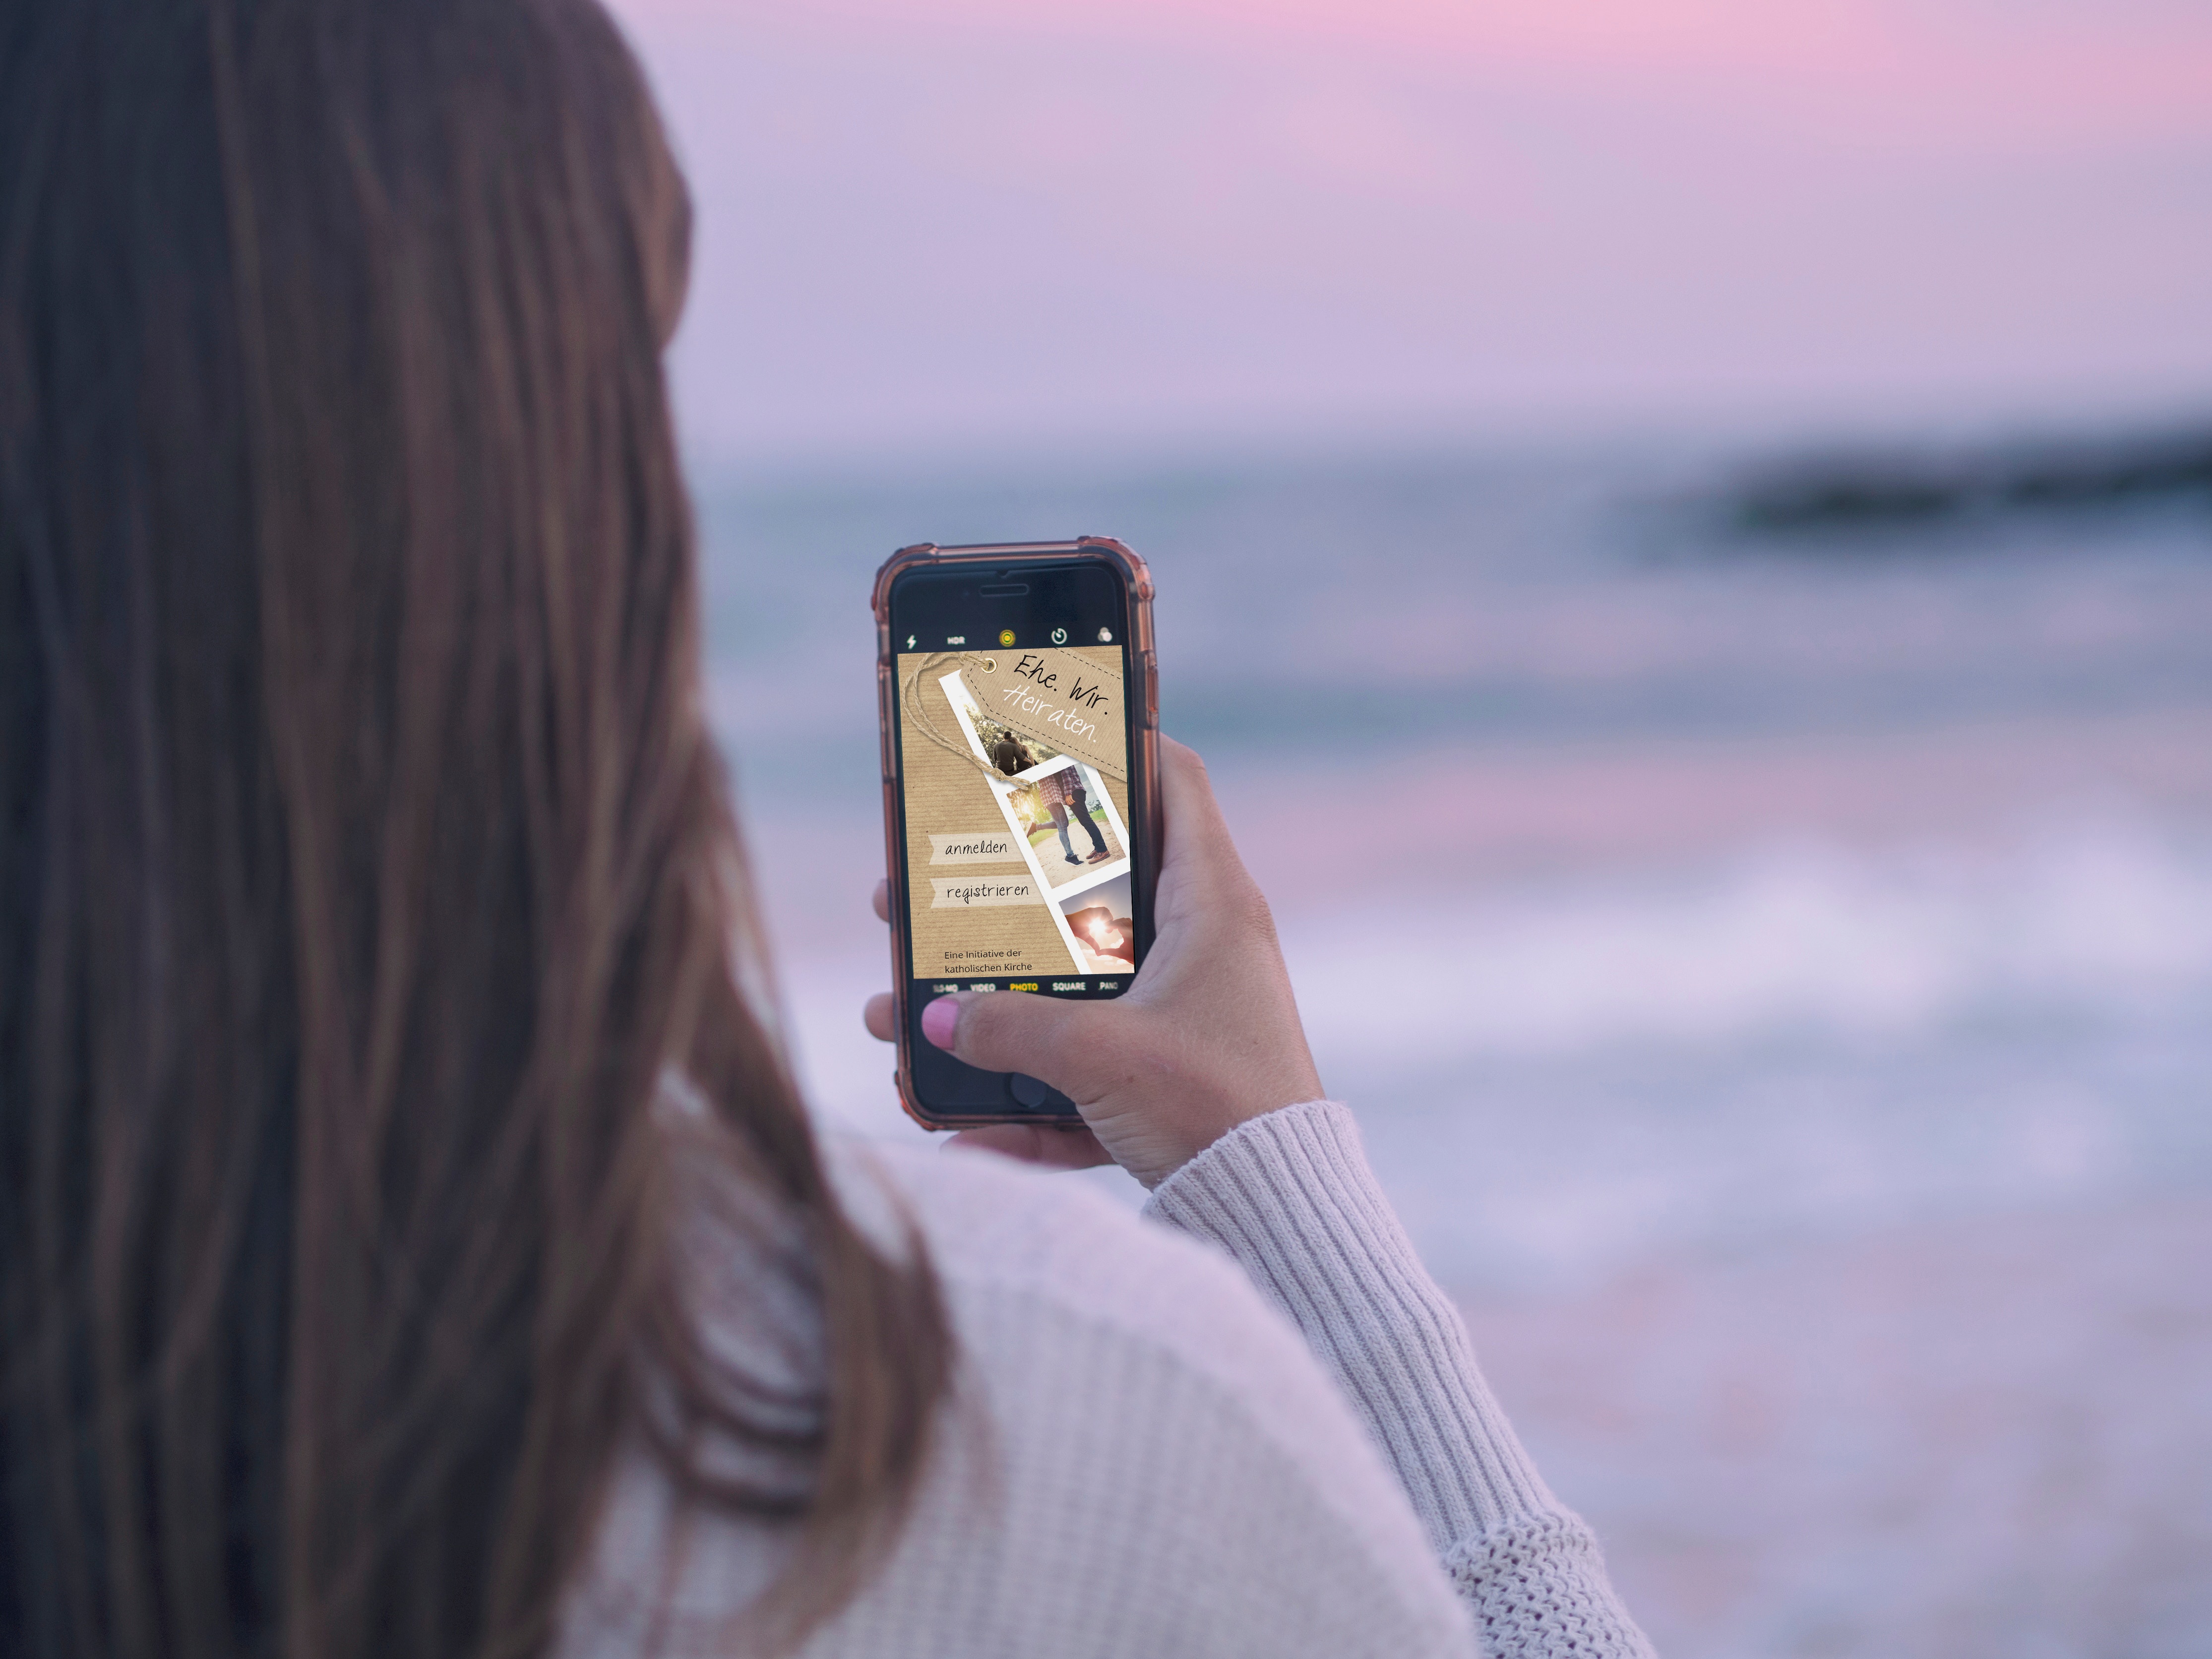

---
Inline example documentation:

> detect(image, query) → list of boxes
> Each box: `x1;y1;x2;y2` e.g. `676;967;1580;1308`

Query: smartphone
873;538;1160;1128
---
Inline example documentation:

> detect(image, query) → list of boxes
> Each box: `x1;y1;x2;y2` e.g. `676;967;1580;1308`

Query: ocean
696;431;2212;1657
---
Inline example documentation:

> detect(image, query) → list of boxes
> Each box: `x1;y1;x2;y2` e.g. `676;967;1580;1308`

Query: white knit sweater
560;1101;1655;1658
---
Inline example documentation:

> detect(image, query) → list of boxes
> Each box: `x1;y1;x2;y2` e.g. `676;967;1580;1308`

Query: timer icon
1050;627;1068;645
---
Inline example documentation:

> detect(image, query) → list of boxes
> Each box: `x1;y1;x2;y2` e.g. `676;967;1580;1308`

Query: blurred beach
610;0;2212;1646
701;434;2212;1657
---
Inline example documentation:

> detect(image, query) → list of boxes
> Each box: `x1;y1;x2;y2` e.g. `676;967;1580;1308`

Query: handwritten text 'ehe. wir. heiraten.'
998;654;1111;742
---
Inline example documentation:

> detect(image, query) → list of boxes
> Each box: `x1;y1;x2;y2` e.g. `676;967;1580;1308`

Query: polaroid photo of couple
937;668;1136;976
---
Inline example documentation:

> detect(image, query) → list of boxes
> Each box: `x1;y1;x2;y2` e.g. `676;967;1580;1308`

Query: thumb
921;990;1119;1100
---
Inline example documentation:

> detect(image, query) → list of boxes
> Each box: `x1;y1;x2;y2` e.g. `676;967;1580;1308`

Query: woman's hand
863;737;1324;1189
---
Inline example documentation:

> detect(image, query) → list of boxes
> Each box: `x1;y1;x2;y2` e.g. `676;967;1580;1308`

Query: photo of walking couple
974;712;1062;779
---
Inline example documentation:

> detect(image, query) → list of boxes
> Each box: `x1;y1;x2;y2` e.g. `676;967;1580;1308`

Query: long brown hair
0;1;948;1655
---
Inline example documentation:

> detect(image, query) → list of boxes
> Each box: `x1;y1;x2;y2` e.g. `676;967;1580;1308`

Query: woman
0;1;1654;1656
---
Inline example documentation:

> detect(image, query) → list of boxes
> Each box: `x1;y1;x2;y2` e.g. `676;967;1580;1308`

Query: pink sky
605;0;2212;464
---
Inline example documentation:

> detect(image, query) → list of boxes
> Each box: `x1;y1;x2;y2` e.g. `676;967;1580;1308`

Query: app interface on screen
894;628;1135;996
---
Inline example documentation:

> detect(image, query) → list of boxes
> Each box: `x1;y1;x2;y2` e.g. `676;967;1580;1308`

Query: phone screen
886;558;1147;1115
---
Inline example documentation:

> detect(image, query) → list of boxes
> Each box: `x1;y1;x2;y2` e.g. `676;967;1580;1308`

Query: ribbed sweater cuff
1143;1101;1562;1554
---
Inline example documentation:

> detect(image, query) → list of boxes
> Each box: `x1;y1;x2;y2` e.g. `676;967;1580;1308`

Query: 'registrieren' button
1007;1073;1050;1109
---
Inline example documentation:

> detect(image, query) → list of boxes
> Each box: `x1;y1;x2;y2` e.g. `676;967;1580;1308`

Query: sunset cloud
605;0;2212;462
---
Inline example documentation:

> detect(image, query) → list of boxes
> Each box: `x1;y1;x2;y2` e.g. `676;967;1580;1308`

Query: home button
1007;1073;1051;1109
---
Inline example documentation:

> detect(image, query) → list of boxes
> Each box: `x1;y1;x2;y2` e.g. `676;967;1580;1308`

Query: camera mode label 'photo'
896;646;1134;983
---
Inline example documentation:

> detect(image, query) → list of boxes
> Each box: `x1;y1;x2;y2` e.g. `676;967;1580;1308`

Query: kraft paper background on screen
896;646;1134;985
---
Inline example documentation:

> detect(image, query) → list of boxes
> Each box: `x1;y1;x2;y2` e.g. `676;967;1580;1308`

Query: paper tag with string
957;647;1127;783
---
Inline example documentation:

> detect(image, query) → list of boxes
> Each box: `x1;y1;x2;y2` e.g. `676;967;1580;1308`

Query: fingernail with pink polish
920;996;959;1050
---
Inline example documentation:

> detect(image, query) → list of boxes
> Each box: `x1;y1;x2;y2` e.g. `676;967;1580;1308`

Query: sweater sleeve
1144;1101;1658;1659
